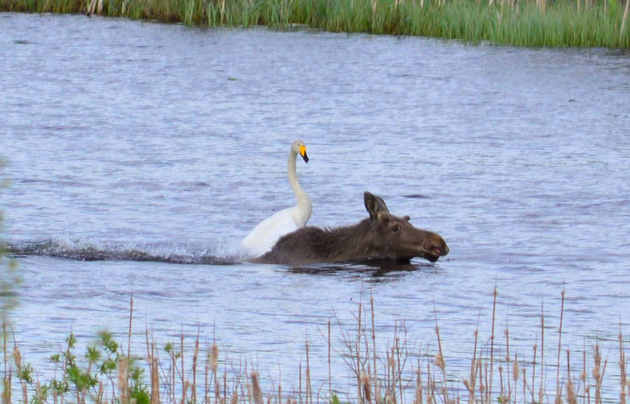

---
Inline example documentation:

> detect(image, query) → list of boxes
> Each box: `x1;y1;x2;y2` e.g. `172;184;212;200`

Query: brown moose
252;192;449;265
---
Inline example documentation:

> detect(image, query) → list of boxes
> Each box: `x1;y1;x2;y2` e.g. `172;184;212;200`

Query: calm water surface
1;12;630;400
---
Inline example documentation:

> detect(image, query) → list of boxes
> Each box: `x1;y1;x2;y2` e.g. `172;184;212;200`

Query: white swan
241;140;312;258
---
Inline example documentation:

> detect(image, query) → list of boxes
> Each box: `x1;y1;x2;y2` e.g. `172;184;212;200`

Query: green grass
2;0;629;47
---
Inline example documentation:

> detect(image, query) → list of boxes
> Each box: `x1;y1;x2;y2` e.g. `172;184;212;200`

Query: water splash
7;238;243;265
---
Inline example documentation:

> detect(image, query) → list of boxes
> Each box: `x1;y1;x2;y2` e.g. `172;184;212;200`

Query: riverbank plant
1;161;22;404
1;286;629;404
2;0;629;47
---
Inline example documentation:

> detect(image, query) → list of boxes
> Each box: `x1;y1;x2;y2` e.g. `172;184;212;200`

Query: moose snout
431;236;449;257
441;243;450;256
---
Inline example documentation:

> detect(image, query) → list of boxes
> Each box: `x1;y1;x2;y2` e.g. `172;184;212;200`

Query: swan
241;139;312;258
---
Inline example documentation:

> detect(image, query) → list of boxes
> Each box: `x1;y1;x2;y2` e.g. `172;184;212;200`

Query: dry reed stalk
540;304;545;404
593;343;602;404
567;349;578;404
505;328;512;400
414;364;423;404
145;329;151;401
622;0;630;43
204;352;209;404
328;319;332;402
395;336;404;404
127;295;133;367
389;349;398;404
476;359;484;403
298;361;302;404
118;358;129;404
522;368;528;404
556;289;566;404
361;372;372;403
433;303;446;378
211;344;219;404
181;382;190;404
484;362;489;404
223;371;228;402
427;362;436;404
151;342;160;404
2;318;9;404
192;335;200;404
370;295;379;404
246;379;252;404
356;302;363;404
489;286;498;404
498;364;505;403
305;340;312;404
620;331;627;404
599;359;608;403
277;365;282;404
384;351;390;401
513;353;519;404
12;343;27;404
582;344;589;404
180;333;186;404
465;327;479;404
170;342;177;404
532;342;538;403
251;372;263;404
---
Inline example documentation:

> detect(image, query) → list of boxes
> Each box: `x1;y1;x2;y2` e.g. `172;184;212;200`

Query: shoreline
2;0;629;48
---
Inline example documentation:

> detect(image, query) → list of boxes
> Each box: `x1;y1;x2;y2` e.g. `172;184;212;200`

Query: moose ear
364;192;390;221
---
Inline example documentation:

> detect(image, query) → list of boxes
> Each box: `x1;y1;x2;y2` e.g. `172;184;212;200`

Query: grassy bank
2;0;629;47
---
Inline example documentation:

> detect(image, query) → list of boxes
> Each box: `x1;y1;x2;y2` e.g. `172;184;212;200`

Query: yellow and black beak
299;145;309;163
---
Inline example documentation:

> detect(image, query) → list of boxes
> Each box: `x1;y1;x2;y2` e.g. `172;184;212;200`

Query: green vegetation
0;287;629;404
1;0;629;47
8;331;149;404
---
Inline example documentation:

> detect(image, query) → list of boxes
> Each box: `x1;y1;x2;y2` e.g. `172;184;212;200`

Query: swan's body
241;140;312;258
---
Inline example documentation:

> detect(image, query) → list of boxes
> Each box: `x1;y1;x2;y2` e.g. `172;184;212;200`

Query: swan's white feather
241;205;302;258
241;139;312;258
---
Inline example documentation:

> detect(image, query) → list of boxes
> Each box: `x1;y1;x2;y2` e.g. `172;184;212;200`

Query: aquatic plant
2;0;629;47
1;287;629;403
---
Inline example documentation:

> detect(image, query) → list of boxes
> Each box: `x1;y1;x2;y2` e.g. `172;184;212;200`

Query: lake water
1;12;630;402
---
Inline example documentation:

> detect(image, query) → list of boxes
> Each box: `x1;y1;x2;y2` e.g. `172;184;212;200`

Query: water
1;12;630;401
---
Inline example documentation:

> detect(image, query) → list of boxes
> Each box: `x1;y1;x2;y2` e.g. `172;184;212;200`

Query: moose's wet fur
252;192;449;265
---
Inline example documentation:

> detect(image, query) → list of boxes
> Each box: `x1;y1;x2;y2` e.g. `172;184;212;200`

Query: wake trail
7;238;243;265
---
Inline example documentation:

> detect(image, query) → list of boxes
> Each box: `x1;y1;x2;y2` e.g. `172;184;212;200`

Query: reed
1;0;629;47
2;286;629;404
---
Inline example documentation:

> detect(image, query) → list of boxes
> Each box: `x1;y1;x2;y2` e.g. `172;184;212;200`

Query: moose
252;192;449;265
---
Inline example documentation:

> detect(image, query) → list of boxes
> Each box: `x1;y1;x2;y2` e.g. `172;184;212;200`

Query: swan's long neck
288;149;312;226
